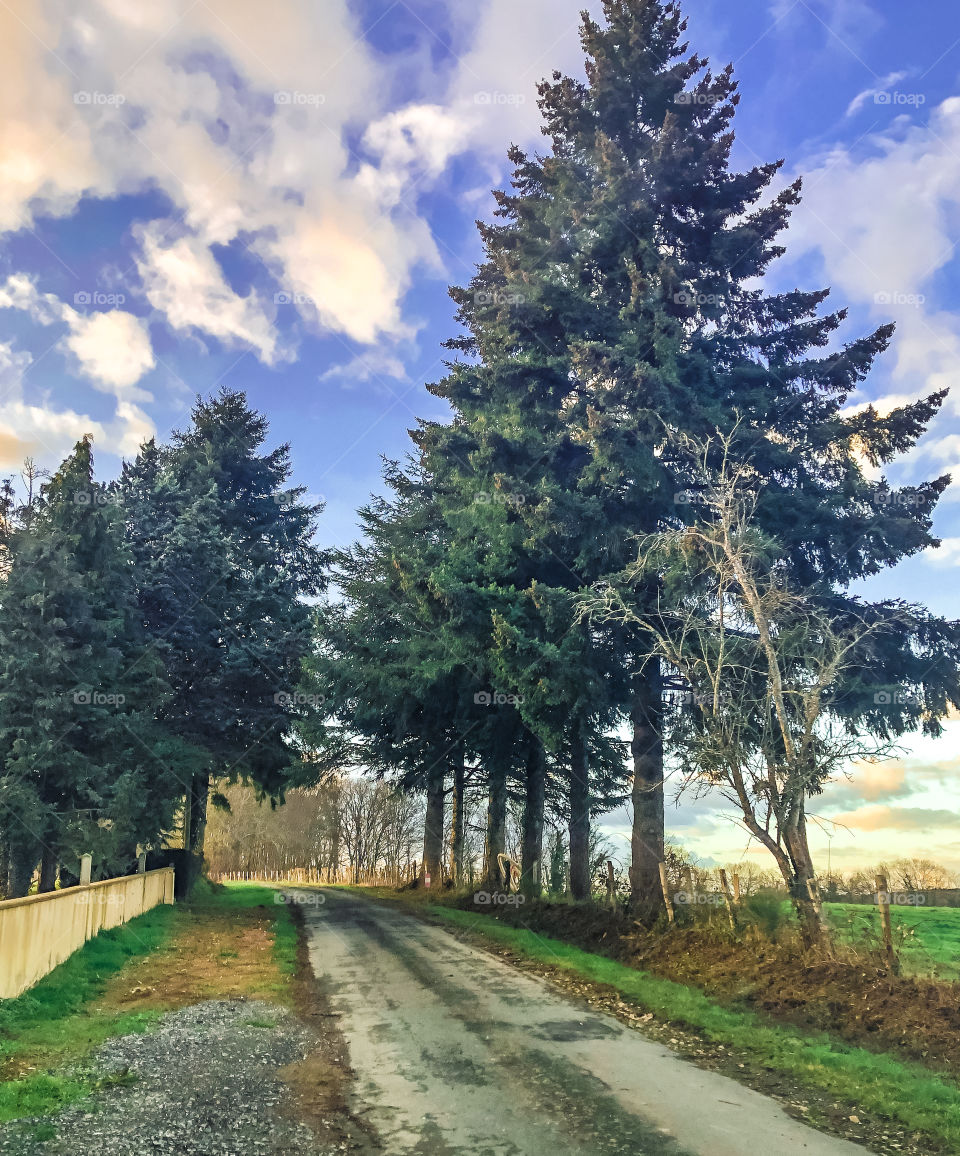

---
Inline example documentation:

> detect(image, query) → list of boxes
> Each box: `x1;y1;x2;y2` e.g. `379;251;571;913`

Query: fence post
875;873;899;975
658;862;675;923
606;860;615;907
731;873;741;905
79;853;92;886
718;868;737;930
683;866;696;907
137;852;147;874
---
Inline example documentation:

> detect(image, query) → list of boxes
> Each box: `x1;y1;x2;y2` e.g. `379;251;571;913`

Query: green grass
213;881;297;981
823;901;960;980
0;880;296;1124
0;903;175;1124
428;904;960;1150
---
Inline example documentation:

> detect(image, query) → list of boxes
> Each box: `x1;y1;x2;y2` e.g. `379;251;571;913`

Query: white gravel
0;998;335;1155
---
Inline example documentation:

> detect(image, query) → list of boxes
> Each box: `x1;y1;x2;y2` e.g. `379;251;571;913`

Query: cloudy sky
4;0;960;873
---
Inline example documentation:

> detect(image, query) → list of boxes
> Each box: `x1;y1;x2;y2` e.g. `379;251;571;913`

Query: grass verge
0;880;295;1124
426;904;960;1152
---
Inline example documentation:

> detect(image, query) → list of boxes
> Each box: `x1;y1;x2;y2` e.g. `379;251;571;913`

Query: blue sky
4;0;960;872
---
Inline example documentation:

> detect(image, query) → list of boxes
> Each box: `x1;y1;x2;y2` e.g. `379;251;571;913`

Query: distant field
824;901;960;980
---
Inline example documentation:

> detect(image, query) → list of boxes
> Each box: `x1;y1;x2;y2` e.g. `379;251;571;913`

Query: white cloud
781;95;960;506
320;350;409;388
0;275;156;458
923;537;960;566
0;0;608;393
64;310;154;393
845;70;908;117
135;227;281;365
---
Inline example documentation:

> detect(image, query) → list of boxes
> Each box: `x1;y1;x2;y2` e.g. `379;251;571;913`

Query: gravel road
0;999;332;1156
300;887;873;1156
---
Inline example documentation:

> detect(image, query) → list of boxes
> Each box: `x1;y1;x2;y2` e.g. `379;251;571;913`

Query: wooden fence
209;865;422;886
0;867;175;999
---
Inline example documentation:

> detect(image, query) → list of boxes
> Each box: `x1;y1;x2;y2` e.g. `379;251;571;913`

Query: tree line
2;2;959;943
301;0;960;946
0;391;322;896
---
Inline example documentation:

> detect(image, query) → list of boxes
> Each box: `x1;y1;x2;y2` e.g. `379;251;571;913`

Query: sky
4;0;960;874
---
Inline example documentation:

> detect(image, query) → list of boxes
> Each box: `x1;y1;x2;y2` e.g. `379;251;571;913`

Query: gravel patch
0;999;333;1156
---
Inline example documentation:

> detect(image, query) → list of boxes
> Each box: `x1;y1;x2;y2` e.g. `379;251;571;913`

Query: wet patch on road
529;1019;621;1042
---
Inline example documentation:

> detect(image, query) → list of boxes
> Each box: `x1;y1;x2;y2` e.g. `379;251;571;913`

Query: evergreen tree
303;464;501;887
118;390;324;865
419;0;955;912
0;439;183;895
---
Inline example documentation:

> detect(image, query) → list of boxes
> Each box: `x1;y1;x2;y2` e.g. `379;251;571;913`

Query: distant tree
892;858;954;892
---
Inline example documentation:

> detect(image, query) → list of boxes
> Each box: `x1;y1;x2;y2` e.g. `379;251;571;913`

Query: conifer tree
420;0;955;913
0;439;183;894
119;390;324;864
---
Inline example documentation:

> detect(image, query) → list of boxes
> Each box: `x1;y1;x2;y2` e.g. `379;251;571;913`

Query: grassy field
823;901;960;980
0;881;296;1125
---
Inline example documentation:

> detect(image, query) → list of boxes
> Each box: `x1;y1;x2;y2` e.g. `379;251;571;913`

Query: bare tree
581;432;901;947
892;857;954;891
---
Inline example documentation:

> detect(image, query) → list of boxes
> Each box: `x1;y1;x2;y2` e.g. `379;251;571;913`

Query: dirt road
298;888;872;1156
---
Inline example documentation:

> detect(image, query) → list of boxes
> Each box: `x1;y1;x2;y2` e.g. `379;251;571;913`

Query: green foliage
741;891;790;940
0;439;185;888
118;390;325;856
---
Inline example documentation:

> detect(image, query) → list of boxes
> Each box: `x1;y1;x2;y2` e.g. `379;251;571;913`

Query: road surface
296;888;871;1156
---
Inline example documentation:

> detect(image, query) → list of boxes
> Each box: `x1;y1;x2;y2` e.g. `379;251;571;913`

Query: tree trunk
422;765;446;885
38;846;58;893
7;839;38;898
484;760;508;887
449;758;466;886
629;666;664;919
782;810;831;949
521;737;545;897
568;723;590;901
188;772;210;857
